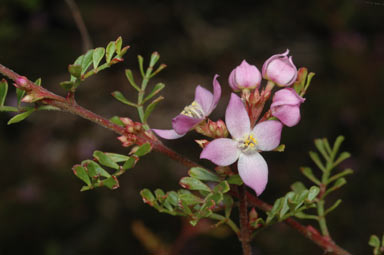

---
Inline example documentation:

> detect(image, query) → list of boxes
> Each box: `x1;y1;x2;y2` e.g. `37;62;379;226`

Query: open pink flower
262;49;297;87
200;93;282;195
271;88;305;127
228;60;261;91
153;75;221;139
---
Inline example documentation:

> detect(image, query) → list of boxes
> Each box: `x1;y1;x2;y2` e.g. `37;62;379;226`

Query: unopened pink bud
229;60;261;91
271;88;304;127
262;50;297;87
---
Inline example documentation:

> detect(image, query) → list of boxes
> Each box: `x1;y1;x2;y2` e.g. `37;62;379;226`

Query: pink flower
200;93;283;195
262;49;297;87
153;75;221;139
228;60;261;91
271;88;305;127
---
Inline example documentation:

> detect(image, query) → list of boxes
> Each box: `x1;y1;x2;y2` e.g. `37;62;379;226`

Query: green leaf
143;83;165;104
188;167;221;182
16;88;26;106
134;143;152;157
93;47;105;69
369;235;381;248
93;150;120;170
60;81;76;91
140;189;156;205
34;78;42;86
290;181;306;193
122;156;138;170
213;181;230;193
227;174;243;185
137;55;145;77
72;165;91;186
0;106;18;112
144;96;164;122
324;199;342;215
300;167;321;185
73;54;84;66
327;168;353;184
110;116;124;126
178;191;202;205
332;136;345;158
149;52;160;68
333;152;351;167
125;69;140;92
103;176;119;189
7;109;34;125
82;160;110;177
105;153;130;163
0;79;8;106
325;177;347;197
279;196;290;219
223;194;233;218
166;191;179;207
179;177;211;192
307;186;320;201
68;64;82;78
81;49;94;74
309;151;326;172
115;36;122;54
106;41;116;63
314;138;330;161
111;91;137;107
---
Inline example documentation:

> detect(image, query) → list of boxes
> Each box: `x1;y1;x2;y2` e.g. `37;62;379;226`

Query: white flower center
237;134;258;154
181;101;205;118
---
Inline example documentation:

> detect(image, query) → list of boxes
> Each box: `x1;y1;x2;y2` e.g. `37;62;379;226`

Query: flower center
181;101;205;118
237;134;258;153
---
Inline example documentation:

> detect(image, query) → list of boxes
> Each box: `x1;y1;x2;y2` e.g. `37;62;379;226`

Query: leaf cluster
60;37;129;91
73;143;151;191
141;167;239;227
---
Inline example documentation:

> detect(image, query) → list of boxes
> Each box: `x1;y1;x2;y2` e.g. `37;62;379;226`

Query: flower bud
228;60;261;91
262;50;297;87
270;88;304;127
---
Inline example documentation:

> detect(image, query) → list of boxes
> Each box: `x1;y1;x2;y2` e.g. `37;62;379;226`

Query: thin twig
238;185;252;255
65;0;93;52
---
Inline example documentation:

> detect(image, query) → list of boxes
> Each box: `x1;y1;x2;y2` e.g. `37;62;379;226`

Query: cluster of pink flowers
153;50;305;196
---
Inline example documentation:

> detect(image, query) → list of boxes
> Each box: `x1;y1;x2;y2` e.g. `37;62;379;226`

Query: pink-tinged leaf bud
16;76;28;87
271;88;305;127
262;50;297;87
229;60;261;91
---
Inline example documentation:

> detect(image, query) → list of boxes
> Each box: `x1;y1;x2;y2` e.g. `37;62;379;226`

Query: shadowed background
0;0;383;254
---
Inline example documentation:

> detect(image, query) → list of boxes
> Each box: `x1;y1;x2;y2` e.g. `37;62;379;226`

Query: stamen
181;101;205;118
237;134;258;153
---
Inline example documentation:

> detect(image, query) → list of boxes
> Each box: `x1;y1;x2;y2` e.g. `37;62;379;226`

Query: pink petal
225;93;250;139
195;85;213;115
152;129;186;139
228;69;239;91
262;49;297;87
272;105;301;127
209;74;222;115
172;115;203;134
271;88;304;107
235;60;261;89
200;138;240;166
252;120;282;151
238;153;268;196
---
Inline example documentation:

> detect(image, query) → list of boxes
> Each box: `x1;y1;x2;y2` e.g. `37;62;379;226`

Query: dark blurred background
1;0;384;254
